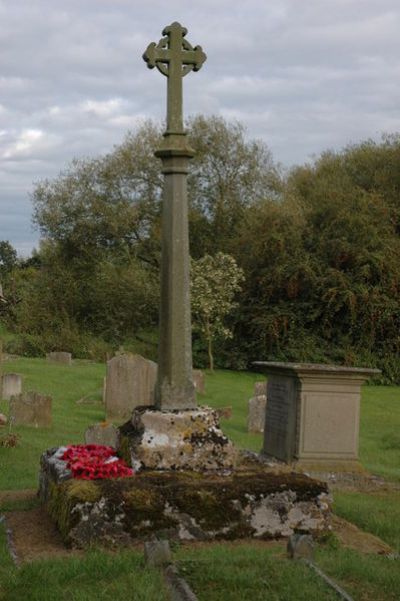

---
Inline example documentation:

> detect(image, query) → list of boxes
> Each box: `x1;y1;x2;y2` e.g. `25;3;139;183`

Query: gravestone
10;391;52;427
85;422;119;448
105;354;157;420
255;362;380;470
46;351;72;365
1;373;22;400
193;369;205;394
254;381;267;396
247;395;267;433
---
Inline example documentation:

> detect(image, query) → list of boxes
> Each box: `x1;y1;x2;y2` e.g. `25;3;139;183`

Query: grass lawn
0;357;399;600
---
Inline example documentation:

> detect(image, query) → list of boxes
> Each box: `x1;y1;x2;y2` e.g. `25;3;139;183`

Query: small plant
0;417;20;448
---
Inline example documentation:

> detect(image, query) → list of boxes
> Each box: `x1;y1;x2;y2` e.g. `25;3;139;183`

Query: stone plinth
39;447;330;548
119;407;237;472
10;391;52;427
254;362;380;471
105;354;157;420
1;373;22;400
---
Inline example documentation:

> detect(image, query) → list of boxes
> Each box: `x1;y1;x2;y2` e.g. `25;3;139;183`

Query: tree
0;241;17;278
191;253;244;370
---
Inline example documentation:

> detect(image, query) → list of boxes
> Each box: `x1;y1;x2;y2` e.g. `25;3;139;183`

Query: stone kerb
105;354;157;420
1;373;22;400
254;362;380;471
10;391;52;427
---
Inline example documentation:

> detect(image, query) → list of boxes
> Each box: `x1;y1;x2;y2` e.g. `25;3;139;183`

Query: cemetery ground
0;358;399;600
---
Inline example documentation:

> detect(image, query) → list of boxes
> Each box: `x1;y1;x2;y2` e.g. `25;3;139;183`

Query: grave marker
1;373;22;400
10;391;52;427
255;362;380;470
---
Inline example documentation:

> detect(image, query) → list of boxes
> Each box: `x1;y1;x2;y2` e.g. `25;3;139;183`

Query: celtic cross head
143;22;206;78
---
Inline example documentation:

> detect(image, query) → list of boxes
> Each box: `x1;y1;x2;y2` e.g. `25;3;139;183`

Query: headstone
0;413;7;426
215;406;232;420
46;352;72;365
144;539;172;567
1;373;22;400
254;381;267;396
287;534;314;560
254;362;380;470
105;354;157;420
10;391;52;427
84;423;119;448
247;395;267;433
193;369;205;394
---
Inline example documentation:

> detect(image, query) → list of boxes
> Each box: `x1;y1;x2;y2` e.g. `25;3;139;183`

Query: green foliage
4;117;400;380
191;253;244;370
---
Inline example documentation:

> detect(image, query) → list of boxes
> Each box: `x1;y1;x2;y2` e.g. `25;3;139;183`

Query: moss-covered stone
40;447;331;548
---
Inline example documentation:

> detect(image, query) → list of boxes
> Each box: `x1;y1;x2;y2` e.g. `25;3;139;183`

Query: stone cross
143;23;206;410
143;22;206;134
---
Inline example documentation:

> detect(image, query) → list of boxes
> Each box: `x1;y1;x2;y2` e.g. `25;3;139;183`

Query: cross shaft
142;23;206;411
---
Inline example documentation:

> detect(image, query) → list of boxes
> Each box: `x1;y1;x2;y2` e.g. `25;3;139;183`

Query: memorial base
38;449;331;549
118;406;237;472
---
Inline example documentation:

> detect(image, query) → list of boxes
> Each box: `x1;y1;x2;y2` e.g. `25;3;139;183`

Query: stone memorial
255;362;380;471
193;368;205;394
39;23;332;548
105;353;157;420
117;21;236;471
247;395;267;433
46;351;72;365
85;422;119;448
254;381;267;396
1;373;22;400
10;391;52;427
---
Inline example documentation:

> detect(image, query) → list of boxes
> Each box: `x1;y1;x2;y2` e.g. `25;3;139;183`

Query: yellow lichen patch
123;488;159;511
64;479;102;503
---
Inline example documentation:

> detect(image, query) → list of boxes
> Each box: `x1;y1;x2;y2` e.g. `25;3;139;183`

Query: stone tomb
105;354;157;420
255;362;380;471
10;391;52;427
1;373;22;400
39;449;330;549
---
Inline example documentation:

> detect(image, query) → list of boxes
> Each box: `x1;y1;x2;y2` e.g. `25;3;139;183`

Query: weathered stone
247;395;267;433
119;407;237;472
39;449;331;548
287;533;315;560
105;354;157;420
0;413;7;426
193;369;205;394
46;351;72;365
144;539;172;566
85;423;119;448
254;381;267;396
10;391;52;427
1;373;22;400
144;24;206;410
254;362;380;470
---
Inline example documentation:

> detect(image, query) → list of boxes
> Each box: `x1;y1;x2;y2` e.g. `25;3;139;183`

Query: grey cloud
0;0;399;254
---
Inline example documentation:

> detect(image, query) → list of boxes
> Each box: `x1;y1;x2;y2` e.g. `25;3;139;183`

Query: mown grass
333;491;400;553
0;527;168;601
175;543;400;601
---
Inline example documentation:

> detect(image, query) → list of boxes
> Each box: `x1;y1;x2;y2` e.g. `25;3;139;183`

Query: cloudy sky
0;0;399;255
